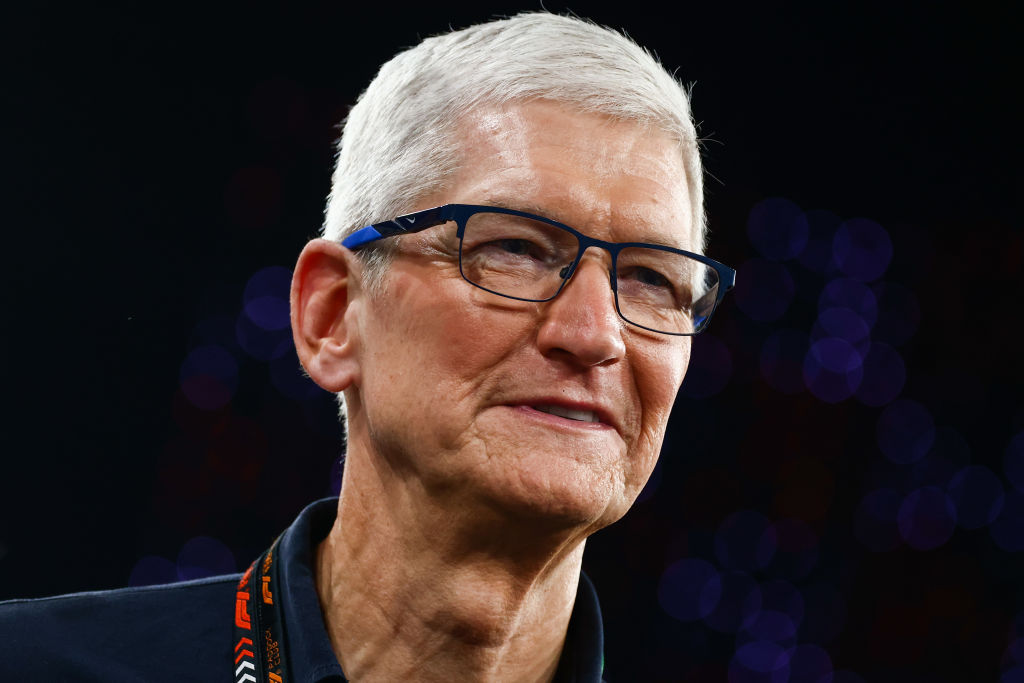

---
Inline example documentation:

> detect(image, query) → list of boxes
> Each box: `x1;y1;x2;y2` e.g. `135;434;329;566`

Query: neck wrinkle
314;445;586;683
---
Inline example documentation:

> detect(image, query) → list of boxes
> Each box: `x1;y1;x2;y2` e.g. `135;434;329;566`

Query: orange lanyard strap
233;537;290;683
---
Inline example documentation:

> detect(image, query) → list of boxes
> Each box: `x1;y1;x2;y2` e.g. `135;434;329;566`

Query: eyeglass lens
458;211;720;334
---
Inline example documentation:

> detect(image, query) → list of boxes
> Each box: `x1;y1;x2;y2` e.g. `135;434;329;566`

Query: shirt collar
274;497;605;682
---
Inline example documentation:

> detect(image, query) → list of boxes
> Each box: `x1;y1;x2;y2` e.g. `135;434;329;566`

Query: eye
630;266;673;289
493;238;536;256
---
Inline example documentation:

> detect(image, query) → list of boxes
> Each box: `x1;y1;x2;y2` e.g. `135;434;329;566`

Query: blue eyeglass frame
342;203;736;335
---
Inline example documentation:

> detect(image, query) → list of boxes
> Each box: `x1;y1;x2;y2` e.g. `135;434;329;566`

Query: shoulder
0;574;240;681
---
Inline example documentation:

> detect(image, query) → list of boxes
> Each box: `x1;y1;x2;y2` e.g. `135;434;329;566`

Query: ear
290;238;363;393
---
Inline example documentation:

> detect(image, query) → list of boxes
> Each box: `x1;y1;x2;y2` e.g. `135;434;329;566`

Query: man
0;12;732;681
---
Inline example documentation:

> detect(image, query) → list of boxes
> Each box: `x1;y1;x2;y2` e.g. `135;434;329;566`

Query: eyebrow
473;198;688;250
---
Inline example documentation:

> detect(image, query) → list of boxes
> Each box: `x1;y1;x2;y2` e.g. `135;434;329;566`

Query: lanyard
233;537;291;683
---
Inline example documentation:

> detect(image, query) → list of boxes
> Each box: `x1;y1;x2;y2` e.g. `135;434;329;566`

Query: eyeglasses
342;204;736;336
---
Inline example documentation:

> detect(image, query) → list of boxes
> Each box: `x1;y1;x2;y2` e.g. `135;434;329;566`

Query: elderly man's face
349;100;693;531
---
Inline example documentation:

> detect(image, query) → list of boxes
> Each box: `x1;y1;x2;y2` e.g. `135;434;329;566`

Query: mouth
532;404;601;423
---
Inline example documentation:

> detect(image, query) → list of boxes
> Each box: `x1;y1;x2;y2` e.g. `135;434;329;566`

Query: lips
533;404;600;423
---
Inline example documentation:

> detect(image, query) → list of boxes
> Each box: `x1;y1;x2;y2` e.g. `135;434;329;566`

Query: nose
536;253;626;367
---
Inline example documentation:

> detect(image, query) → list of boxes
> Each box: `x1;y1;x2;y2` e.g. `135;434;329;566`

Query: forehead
446;100;694;250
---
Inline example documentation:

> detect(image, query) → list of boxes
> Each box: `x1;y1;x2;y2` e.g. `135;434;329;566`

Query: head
323;12;705;281
293;13;707;536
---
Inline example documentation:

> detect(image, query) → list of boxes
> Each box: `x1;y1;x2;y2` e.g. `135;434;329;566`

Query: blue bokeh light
740;610;798;646
760;330;808;395
897;486;957;551
833;218;892;282
179;344;239;411
948;465;1005;530
177;536;237;581
854;343;906;407
704;571;762;633
658;558;722;622
812;308;871;357
747;197;810;261
728;641;789;683
876;399;935;464
749;580;805;642
734;259;796;322
715;510;776;572
236;309;293;361
803;338;864;403
818;278;878;328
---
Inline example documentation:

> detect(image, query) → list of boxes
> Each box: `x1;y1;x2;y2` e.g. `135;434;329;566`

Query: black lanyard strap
234;536;291;683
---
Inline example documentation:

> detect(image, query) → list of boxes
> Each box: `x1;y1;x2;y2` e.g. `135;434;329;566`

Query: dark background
1;3;1020;681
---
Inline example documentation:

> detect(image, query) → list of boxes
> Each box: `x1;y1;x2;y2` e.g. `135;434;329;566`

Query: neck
314;447;588;682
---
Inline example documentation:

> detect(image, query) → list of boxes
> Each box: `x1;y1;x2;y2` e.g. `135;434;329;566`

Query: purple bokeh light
236;266;294;359
1004;432;1024;493
243;266;292;331
177;536;237;581
658;558;722;622
818;278;877;328
738;580;805;646
681;333;733;398
747;197;810;261
876;399;935;464
760;330;808;395
854;343;906;407
179;344;239;411
812;308;871;356
740;610;798;646
897;487;957;550
704;571;762;634
715;510;776;571
803;338;864;403
854;488;903;552
728;641;789;683
734;259;796;322
833;218;892;282
129;555;178;587
948;465;1005;529
236;310;292;361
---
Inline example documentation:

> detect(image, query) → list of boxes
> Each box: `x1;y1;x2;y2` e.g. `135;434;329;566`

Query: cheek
640;342;691;422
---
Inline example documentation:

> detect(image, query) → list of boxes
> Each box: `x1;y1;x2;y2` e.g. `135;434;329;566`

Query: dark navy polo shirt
0;498;605;681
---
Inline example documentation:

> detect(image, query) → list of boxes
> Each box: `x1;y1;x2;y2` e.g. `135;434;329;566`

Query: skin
291;100;693;681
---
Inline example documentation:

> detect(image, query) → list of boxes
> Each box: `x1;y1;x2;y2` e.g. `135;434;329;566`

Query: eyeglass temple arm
341;206;449;250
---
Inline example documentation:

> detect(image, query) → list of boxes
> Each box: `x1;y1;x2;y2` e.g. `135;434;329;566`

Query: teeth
534;405;599;423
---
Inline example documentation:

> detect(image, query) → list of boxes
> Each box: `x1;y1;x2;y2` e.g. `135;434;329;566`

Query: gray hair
323;12;705;284
321;11;705;424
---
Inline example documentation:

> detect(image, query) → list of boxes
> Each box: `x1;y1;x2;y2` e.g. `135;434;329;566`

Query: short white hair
320;11;705;426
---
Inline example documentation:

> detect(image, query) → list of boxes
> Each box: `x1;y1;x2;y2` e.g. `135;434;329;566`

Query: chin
478;458;633;533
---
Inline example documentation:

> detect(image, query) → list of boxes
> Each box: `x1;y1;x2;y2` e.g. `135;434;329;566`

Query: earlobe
290;238;362;393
